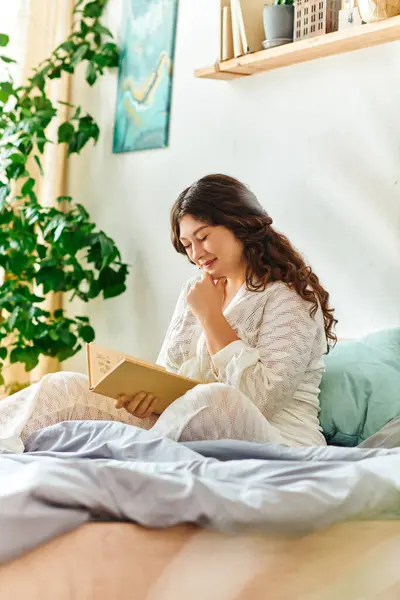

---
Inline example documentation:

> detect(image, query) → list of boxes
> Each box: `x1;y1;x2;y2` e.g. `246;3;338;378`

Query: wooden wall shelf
195;16;400;80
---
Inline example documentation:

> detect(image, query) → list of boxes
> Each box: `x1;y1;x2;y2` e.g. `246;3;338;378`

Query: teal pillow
319;328;400;446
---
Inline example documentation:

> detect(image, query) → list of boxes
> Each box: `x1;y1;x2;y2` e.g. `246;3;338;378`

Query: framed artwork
113;0;179;153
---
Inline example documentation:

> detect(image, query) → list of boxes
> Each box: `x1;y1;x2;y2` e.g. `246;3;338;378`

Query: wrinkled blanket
0;420;399;564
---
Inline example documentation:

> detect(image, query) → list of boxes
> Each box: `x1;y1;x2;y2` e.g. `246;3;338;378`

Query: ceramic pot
263;5;295;42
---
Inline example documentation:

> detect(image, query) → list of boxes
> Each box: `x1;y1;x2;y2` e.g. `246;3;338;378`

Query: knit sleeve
211;284;323;418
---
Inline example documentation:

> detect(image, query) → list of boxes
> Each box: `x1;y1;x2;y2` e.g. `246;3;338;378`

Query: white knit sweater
157;278;327;446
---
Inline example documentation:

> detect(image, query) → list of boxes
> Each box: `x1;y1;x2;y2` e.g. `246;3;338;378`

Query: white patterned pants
0;372;288;453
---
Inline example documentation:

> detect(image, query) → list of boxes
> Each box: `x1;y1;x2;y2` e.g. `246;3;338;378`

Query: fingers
115;391;146;412
114;395;128;409
126;391;148;415
201;271;213;282
140;395;157;419
134;393;156;418
115;391;157;419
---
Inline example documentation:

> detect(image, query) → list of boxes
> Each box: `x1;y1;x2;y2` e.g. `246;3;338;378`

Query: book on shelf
221;4;234;60
220;0;266;59
236;0;250;54
237;0;266;54
86;342;199;415
230;0;244;57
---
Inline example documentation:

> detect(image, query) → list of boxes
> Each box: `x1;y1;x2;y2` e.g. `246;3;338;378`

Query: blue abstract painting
113;0;179;153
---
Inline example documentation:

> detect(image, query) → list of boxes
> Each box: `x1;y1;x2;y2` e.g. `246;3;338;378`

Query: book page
87;343;125;388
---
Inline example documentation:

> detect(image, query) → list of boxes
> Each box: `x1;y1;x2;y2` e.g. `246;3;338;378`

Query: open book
86;342;199;415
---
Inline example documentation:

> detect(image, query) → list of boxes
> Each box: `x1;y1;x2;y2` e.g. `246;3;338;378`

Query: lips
202;259;216;269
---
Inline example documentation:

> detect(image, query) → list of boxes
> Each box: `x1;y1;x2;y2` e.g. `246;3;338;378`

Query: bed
0;330;399;597
0;418;399;599
1;521;400;600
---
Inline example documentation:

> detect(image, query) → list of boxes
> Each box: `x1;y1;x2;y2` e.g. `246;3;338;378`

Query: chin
209;268;225;279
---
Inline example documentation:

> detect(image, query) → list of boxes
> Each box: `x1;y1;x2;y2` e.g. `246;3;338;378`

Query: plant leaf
70;43;89;66
36;244;47;259
85;61;97;86
61;62;74;74
59;40;76;53
78;324;95;343
83;1;103;18
93;23;113;38
9;347;40;371
48;66;62;79
9;153;26;164
21;178;35;195
0;34;9;47
35;266;65;293
67;130;90;155
103;283;126;299
57;329;77;346
0;183;11;209
98;233;117;269
57;344;81;362
81;20;89;35
34;154;44;176
58;121;75;143
53;219;67;242
30;72;45;90
72;106;81;120
58;100;75;107
0;55;16;64
0;81;14;103
8;307;20;331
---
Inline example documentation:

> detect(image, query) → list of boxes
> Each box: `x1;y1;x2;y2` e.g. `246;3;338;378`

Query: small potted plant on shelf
263;0;295;49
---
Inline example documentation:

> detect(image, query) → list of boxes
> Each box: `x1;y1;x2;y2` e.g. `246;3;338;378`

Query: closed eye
182;234;208;249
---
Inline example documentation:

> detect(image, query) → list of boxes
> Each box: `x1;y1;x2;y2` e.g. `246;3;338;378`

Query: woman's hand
115;391;157;419
186;272;226;322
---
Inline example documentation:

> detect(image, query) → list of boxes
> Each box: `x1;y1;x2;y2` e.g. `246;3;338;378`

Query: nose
191;241;204;264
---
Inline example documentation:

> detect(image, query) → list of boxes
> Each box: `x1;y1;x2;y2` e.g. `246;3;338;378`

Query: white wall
65;0;400;372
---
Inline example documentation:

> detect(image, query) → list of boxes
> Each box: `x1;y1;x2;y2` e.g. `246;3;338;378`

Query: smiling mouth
202;259;217;269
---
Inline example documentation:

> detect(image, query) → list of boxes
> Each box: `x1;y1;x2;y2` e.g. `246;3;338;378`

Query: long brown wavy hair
171;174;337;349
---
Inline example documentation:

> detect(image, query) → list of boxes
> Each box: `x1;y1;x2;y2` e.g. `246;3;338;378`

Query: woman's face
179;214;245;280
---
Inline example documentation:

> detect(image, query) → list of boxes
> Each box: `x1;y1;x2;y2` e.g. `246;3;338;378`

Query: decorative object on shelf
338;0;362;28
113;0;179;153
263;0;295;48
195;15;400;79
357;0;400;22
294;0;326;40
326;0;343;31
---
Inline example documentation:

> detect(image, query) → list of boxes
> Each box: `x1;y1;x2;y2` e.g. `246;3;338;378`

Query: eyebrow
180;225;209;241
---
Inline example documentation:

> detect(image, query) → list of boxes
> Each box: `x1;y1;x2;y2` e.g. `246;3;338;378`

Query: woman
0;175;336;453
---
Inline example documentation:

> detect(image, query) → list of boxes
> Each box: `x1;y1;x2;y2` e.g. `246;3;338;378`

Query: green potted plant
0;0;128;390
263;0;295;49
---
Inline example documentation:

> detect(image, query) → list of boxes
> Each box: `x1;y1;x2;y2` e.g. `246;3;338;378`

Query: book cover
239;0;266;53
86;342;199;415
